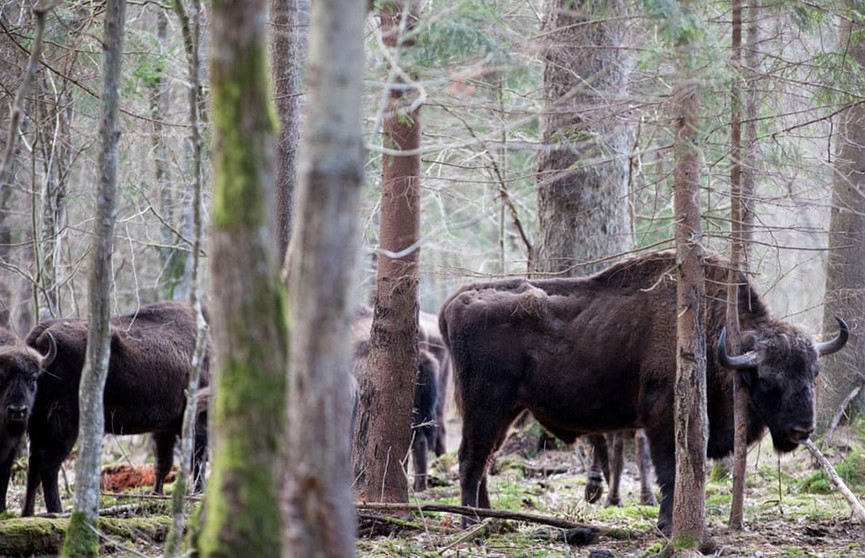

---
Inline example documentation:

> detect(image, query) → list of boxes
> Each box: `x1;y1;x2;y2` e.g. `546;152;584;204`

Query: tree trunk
165;1;205;556
281;0;365;555
671;79;709;549
818;2;865;434
61;1;125;556
270;0;309;260
535;0;633;277
198;0;287;556
728;0;759;531
352;1;421;505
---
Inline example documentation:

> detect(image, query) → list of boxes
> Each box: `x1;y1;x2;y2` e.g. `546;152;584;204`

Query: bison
438;250;848;533
351;305;447;491
0;327;56;513
22;301;209;516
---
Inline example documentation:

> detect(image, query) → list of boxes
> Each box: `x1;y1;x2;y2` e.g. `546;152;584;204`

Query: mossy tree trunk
61;1;126;556
198;1;287;557
281;0;365;555
353;1;421;504
818;1;865;433
671;78;709;551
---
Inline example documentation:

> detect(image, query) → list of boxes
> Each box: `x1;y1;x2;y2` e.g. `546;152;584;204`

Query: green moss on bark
61;512;99;558
211;41;278;229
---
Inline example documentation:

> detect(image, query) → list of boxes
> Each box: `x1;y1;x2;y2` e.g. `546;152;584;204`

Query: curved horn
40;331;57;369
816;316;849;356
717;327;761;370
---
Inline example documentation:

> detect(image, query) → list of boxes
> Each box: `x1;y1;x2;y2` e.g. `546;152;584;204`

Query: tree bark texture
199;1;287;557
671;79;708;546
270;0;309;260
281;0;365;556
535;0;633;276
818;2;865;433
62;1;125;556
728;0;760;531
352;2;421;506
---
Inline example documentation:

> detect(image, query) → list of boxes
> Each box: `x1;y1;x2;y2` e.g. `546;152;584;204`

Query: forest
0;0;865;556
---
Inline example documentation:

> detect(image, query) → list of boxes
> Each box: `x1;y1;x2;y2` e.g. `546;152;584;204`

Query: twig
824;383;863;447
801;439;865;526
355;501;605;533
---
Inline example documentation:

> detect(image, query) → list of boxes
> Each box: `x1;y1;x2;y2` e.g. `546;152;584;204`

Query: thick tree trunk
198;1;287;556
671;79;709;549
62;1;125;556
819;3;865;434
352;1;421;505
281;0;365;555
535;0;632;276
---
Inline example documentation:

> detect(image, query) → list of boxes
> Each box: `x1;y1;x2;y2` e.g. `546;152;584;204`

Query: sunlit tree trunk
198;0;287;556
353;0;421;504
819;1;865;434
61;1;125;556
282;0;365;553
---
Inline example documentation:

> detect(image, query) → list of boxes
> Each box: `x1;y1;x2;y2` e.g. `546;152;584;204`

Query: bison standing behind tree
0;327;56;513
21;301;209;516
439;250;848;534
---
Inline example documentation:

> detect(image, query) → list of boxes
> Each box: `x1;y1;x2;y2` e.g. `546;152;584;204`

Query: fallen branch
356;501;603;533
823;384;863;447
802;438;865;525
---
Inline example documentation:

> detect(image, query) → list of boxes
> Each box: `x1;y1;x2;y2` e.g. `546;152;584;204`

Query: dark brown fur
22;301;209;516
439;250;846;533
0;328;53;513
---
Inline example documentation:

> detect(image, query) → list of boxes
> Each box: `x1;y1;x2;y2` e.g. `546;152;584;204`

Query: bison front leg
605;432;624;507
411;430;430;492
635;429;657;506
584;434;608;504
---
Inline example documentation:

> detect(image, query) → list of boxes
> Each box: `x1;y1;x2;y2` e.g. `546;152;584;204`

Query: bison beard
21;301;209;516
439;250;847;535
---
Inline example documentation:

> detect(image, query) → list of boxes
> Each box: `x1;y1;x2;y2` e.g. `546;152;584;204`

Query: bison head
0;332;56;435
718;317;847;452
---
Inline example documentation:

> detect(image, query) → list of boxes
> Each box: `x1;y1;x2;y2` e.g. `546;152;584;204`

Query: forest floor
1;419;863;557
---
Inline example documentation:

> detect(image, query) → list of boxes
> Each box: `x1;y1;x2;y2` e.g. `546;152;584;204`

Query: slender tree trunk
671;78;709;550
61;1;125;556
270;0;309;260
819;2;865;434
281;1;365;556
352;1;421;505
728;0;759;530
165;1;204;555
198;0;287;556
535;0;632;277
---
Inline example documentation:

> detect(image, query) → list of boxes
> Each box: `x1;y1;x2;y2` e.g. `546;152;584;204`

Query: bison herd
0;249;849;538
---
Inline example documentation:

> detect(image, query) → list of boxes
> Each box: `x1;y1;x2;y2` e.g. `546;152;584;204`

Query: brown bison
351;305;447;491
0;327;56;513
22;301;209;516
438;250;847;533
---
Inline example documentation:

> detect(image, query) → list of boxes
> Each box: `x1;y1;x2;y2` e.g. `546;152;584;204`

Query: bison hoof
604;496;622;508
584;471;604;503
641;493;658;506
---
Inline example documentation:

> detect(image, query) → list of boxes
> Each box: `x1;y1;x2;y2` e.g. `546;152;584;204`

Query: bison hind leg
151;431;177;494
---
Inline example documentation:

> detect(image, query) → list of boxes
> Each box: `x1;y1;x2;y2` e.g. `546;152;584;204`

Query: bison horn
41;331;58;369
717;327;761;370
816;316;849;356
